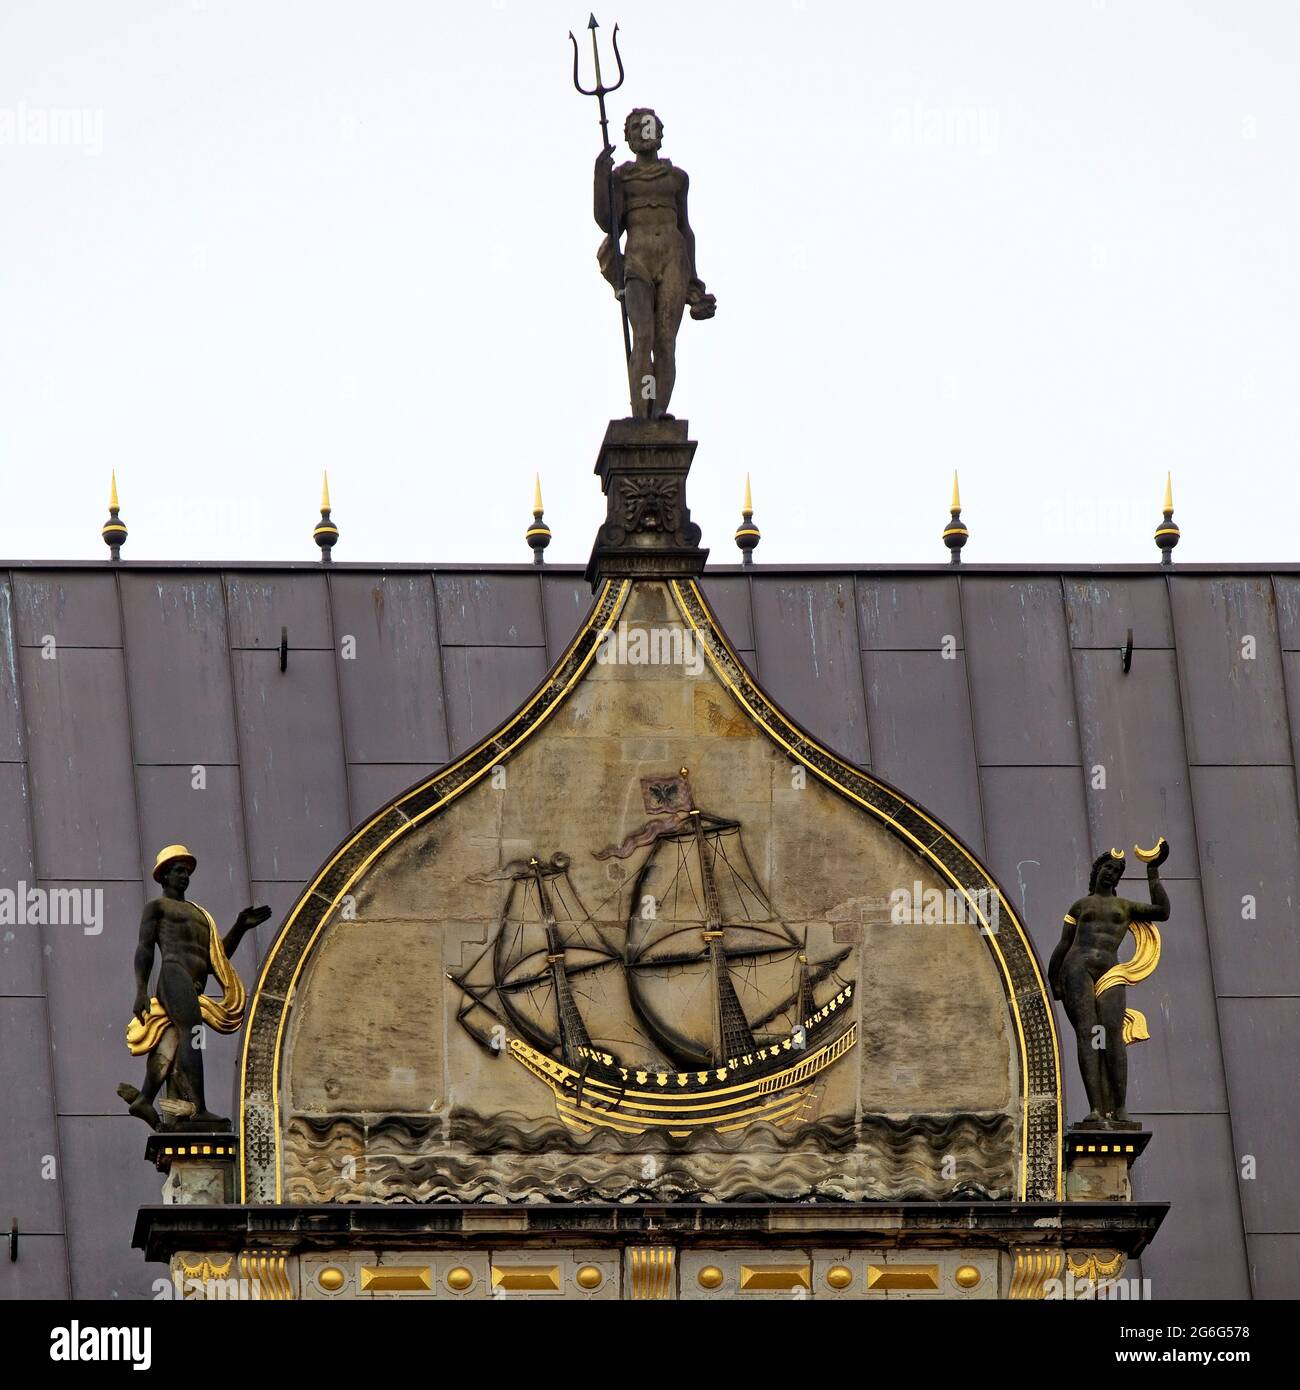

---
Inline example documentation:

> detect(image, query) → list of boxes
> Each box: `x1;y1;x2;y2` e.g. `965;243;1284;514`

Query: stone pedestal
145;1133;238;1206
1064;1130;1150;1201
585;418;708;589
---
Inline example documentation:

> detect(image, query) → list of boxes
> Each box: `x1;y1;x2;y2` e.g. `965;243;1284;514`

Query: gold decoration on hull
1008;1248;1064;1300
508;1014;857;1136
954;1265;981;1289
628;1247;674;1299
317;1266;346;1292
697;1265;724;1290
825;1265;853;1291
575;1265;603;1291
446;1267;475;1292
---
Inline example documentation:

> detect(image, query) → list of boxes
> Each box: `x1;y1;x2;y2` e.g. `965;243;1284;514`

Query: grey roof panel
441;645;550;754
977;764;1095;1122
329;573;449;764
0;1235;67;1300
1217;997;1300;1235
347;762;439;825
1064;577;1174;649
20;648;141;879
1123;879;1229;1113
0;578;23;761
541;574;596;664
0;762;39;994
230;650;351;881
0;997;64;1233
857;577;963;651
119;574;239;765
962;578;1079;765
1130;1112;1252;1299
1172;578;1291;765
1190;766;1300;996
225;572;333;650
59;1116;161;1299
1284;652;1300;773
435;573;544;647
1247;1235;1300;1300
750;577;869;765
1274;576;1300;651
134;765;252;908
12;572;122;649
250;879;313;971
861;649;984;852
43;880;145;1115
1071;648;1197;869
699;576;754;652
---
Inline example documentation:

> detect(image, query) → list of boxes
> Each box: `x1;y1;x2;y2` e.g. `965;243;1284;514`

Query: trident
570;14;631;364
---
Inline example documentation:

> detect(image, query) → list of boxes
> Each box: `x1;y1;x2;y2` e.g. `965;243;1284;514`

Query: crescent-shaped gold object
1109;847;1126;860
1134;836;1167;863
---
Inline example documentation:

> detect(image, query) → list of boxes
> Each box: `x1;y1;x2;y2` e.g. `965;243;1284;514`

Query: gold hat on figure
152;844;197;883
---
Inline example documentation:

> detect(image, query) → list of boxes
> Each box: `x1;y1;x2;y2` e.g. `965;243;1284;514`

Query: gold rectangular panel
628;1247;675;1300
490;1265;562;1291
866;1264;939;1291
739;1263;812;1291
360;1266;432;1292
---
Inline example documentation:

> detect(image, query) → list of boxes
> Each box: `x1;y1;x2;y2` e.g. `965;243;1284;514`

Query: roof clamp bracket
279;625;289;674
1120;628;1134;675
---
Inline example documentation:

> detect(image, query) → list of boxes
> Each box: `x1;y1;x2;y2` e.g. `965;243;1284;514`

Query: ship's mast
530;857;593;1066
689;808;758;1065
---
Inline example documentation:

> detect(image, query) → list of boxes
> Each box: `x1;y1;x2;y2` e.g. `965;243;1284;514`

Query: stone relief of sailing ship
448;768;858;1137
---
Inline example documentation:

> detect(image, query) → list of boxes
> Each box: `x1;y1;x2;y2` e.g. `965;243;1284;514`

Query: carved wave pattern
283;1111;1014;1204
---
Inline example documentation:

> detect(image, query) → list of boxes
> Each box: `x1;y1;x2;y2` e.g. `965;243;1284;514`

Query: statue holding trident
571;17;716;420
117;845;270;1130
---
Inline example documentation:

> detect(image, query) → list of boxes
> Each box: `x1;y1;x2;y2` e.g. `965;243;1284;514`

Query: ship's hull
508;992;858;1136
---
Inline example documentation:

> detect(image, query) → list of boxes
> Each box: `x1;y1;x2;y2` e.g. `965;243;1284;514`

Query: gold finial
679;766;689;777
1155;470;1180;565
313;471;338;561
735;474;760;565
102;470;127;561
526;472;551;564
951;470;961;512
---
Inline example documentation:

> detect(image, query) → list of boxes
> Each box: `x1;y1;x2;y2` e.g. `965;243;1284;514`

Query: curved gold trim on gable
670;578;1063;1200
238;572;1062;1203
237;579;631;1201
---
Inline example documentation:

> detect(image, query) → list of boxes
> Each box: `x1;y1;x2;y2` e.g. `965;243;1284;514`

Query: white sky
1;0;1296;566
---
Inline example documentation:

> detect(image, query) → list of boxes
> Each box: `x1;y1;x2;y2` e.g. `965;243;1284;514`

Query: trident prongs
570;15;625;122
569;15;631;362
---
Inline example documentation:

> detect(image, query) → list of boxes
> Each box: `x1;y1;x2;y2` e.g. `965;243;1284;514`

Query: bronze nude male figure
117;845;270;1130
1048;840;1171;1129
594;108;716;419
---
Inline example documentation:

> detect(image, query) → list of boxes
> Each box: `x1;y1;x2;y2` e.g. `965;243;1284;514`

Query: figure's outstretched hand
595;144;615;173
237;905;274;931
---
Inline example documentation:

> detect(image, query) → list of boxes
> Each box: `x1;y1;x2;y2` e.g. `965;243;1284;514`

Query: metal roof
1;562;1296;1299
